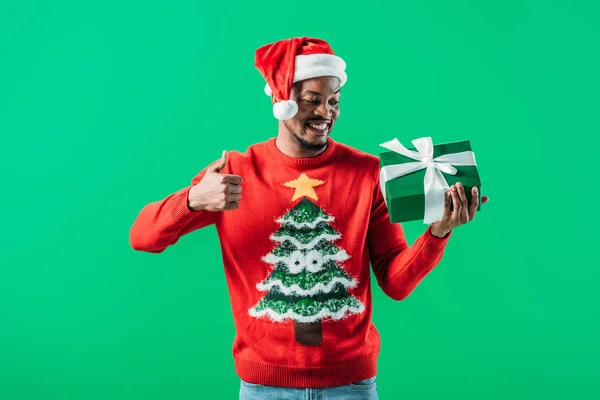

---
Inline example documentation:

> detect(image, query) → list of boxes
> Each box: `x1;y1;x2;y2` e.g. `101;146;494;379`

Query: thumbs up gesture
188;150;243;211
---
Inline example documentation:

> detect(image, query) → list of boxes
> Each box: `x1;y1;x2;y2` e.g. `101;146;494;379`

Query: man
129;36;488;399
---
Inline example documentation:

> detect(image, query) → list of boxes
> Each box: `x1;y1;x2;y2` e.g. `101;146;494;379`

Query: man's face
279;76;341;152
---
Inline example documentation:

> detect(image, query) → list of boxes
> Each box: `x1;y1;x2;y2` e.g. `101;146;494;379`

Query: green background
1;1;598;399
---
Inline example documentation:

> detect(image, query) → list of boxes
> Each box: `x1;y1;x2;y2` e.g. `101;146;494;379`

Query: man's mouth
305;120;331;136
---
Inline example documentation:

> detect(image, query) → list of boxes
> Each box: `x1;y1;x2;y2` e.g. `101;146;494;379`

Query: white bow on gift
379;137;477;224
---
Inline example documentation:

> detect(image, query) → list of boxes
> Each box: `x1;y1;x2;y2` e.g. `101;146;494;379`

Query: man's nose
315;102;332;117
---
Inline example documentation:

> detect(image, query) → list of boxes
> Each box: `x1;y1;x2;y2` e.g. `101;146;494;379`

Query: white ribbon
379;137;477;224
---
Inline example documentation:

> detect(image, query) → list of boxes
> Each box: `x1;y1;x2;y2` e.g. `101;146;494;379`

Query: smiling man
129;36;488;400
278;76;340;154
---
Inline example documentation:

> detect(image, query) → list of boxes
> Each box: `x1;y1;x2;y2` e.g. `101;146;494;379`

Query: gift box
379;137;482;224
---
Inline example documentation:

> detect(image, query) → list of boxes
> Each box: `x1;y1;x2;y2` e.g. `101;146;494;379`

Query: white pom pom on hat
264;83;273;96
254;37;347;121
272;99;298;120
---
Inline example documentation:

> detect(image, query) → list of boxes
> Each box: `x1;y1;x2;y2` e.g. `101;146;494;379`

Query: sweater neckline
267;136;337;166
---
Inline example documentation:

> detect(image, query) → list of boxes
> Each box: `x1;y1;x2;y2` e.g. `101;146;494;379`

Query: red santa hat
254;37;347;120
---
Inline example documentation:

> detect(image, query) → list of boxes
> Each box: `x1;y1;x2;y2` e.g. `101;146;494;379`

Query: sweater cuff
420;225;452;257
169;187;198;223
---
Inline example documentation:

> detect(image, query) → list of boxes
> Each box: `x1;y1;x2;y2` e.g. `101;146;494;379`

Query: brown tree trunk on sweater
294;320;323;346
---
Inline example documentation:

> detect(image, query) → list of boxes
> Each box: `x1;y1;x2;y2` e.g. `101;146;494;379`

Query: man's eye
304;99;319;104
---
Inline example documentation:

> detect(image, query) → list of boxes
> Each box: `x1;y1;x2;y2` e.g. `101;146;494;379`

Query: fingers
223;183;241;210
456;182;468;210
227;184;242;194
449;185;461;222
227;192;242;202
468;186;479;221
224;183;241;209
442;189;452;220
455;183;469;223
445;184;487;227
219;150;228;171
223;201;240;210
208;150;228;173
223;174;243;185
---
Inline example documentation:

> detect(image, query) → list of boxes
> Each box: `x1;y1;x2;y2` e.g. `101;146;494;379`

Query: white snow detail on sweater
276;215;334;229
262;249;349;266
256;276;358;296
248;300;365;323
270;233;340;250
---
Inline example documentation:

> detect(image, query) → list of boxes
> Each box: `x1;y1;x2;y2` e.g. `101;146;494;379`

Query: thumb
208;150;228;173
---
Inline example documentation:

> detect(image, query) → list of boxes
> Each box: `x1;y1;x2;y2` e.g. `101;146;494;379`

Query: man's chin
311;134;329;143
294;131;329;152
307;132;329;144
305;129;330;140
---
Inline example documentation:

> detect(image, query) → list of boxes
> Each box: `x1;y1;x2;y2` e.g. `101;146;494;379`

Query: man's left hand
430;182;489;238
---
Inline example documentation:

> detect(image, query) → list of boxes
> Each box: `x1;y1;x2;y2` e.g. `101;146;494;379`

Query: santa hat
254;37;347;120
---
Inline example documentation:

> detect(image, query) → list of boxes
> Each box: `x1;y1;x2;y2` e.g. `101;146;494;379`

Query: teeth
309;123;328;131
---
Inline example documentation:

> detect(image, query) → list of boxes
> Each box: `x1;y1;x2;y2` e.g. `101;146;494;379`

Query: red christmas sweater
129;137;452;388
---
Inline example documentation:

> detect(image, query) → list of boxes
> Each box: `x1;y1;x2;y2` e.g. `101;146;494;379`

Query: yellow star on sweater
284;173;325;201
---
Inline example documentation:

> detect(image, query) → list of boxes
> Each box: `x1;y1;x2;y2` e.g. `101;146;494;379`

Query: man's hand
188;150;243;211
430;182;489;238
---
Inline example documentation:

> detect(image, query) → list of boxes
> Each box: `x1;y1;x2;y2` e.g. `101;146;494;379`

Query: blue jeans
239;376;378;399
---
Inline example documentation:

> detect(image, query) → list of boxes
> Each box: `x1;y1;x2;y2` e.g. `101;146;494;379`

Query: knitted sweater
129;137;452;388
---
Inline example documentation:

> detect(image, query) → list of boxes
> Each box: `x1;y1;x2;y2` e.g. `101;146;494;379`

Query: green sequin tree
248;197;365;345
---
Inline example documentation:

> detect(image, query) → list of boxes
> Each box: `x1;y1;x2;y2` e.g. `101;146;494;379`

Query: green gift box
379;137;482;224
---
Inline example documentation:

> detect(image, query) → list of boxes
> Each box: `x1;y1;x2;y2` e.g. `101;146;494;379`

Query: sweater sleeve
129;167;219;253
366;172;452;301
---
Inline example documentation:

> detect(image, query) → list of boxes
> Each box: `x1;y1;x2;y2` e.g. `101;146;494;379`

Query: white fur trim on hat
263;53;347;97
273;100;298;120
293;53;347;86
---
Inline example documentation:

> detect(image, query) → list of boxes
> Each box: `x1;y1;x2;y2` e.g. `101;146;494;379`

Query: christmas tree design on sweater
248;173;365;346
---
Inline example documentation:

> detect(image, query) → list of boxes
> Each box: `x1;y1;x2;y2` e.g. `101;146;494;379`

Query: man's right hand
188;150;243;211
